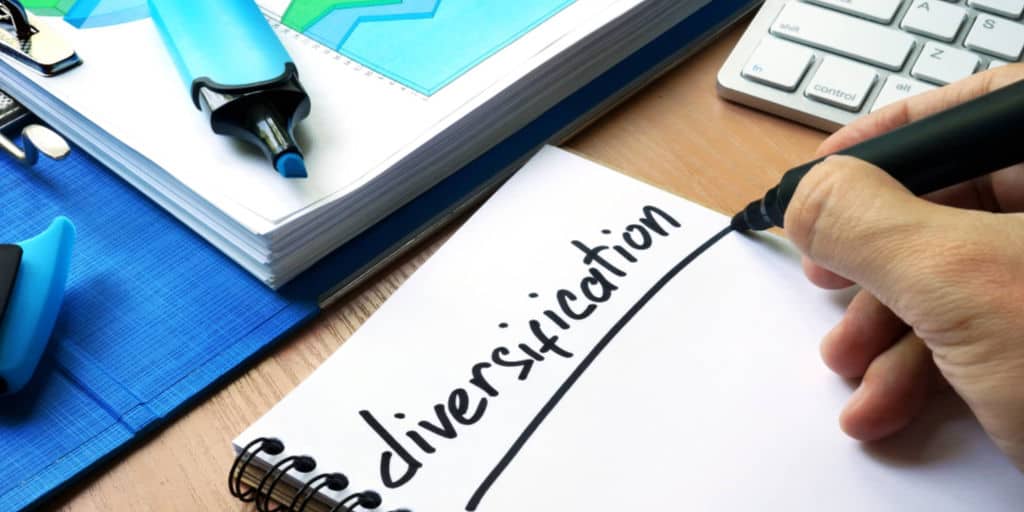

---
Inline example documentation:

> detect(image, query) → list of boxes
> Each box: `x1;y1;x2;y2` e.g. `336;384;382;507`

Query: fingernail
819;325;847;374
839;385;869;439
821;326;838;351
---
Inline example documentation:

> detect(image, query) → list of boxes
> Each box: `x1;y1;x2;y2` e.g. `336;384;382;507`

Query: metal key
804;0;904;23
805;57;878;111
912;41;981;85
771;2;916;71
742;37;815;91
871;75;936;112
968;0;1024;19
965;14;1024;60
902;0;968;42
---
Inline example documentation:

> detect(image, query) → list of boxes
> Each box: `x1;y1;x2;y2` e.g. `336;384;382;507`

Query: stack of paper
0;0;709;287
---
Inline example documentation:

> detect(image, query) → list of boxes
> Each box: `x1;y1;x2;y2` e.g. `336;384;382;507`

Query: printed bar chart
23;0;577;95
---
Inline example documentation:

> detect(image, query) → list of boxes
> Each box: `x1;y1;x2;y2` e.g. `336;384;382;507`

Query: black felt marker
731;80;1024;232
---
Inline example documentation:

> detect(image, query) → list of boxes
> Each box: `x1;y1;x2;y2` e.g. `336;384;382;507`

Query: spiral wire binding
255;455;318;512
230;437;285;502
230;437;411;512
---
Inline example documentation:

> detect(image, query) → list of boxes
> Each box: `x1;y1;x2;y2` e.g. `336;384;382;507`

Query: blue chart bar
64;0;150;28
32;0;577;96
305;0;577;95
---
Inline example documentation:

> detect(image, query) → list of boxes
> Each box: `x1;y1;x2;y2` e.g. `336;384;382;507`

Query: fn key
742;38;815;92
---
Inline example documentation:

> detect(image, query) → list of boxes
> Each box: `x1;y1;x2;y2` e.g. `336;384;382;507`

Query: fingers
817;65;1024;156
784;155;954;318
821;290;906;379
801;255;853;289
840;333;935;441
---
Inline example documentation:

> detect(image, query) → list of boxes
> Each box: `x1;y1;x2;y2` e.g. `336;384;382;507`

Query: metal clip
0;123;69;165
0;89;69;166
0;0;80;76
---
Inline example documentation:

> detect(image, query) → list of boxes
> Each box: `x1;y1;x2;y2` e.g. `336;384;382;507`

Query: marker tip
276;152;307;179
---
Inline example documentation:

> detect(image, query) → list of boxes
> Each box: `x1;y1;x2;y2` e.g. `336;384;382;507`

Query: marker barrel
736;79;1024;230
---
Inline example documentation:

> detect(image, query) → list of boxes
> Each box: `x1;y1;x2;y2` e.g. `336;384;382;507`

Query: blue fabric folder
0;0;755;509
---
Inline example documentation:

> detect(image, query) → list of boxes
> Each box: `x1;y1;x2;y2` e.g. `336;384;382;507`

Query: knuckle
990;63;1024;87
958;65;1024;105
786;156;869;260
786;158;839;250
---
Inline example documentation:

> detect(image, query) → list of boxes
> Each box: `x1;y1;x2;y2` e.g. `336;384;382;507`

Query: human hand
784;65;1024;470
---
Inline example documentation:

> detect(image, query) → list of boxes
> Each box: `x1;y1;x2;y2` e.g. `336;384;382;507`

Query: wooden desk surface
53;23;828;511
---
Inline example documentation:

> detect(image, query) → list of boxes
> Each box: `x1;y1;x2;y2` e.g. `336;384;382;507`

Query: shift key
771;2;916;71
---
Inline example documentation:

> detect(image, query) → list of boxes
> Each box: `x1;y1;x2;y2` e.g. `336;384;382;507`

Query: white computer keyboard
718;0;1023;131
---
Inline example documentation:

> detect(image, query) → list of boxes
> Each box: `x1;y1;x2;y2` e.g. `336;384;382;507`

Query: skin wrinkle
912;216;1024;342
789;160;838;266
945;357;1024;435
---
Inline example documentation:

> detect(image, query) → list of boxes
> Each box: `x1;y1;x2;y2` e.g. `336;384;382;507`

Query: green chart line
282;0;402;32
20;0;77;16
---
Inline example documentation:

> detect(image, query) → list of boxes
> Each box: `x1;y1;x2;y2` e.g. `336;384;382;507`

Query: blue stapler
0;218;75;395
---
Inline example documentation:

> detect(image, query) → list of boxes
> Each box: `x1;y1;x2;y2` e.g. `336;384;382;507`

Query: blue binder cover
0;148;320;509
0;0;756;509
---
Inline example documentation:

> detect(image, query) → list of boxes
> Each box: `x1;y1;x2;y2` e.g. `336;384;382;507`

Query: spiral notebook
229;147;1024;511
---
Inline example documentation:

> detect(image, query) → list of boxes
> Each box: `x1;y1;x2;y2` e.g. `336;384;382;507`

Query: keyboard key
968;0;1024;19
901;0;967;42
965;14;1024;60
912;41;980;84
871;76;936;112
805;0;904;23
742;38;815;91
805;57;878;111
771;2;916;71
989;59;1011;69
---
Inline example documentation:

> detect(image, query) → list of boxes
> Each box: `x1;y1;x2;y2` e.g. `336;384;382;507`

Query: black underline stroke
465;225;735;510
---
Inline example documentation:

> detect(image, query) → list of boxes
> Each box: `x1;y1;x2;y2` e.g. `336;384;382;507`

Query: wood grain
51;23;827;512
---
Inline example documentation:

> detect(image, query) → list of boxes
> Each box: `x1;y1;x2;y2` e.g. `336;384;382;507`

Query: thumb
784;155;972;325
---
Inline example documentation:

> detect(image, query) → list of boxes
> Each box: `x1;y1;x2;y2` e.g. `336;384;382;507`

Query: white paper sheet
21;0;630;233
237;146;1023;511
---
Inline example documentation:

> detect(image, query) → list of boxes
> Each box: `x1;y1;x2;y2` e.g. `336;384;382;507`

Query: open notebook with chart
229;147;1024;511
4;0;720;287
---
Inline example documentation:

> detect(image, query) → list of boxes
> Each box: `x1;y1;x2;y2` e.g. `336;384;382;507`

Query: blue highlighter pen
148;0;311;178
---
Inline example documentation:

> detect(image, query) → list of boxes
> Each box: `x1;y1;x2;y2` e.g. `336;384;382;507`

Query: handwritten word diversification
359;204;691;498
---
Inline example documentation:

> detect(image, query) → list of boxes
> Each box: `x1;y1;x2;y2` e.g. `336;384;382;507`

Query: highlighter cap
149;0;311;178
149;0;295;106
198;69;311;178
